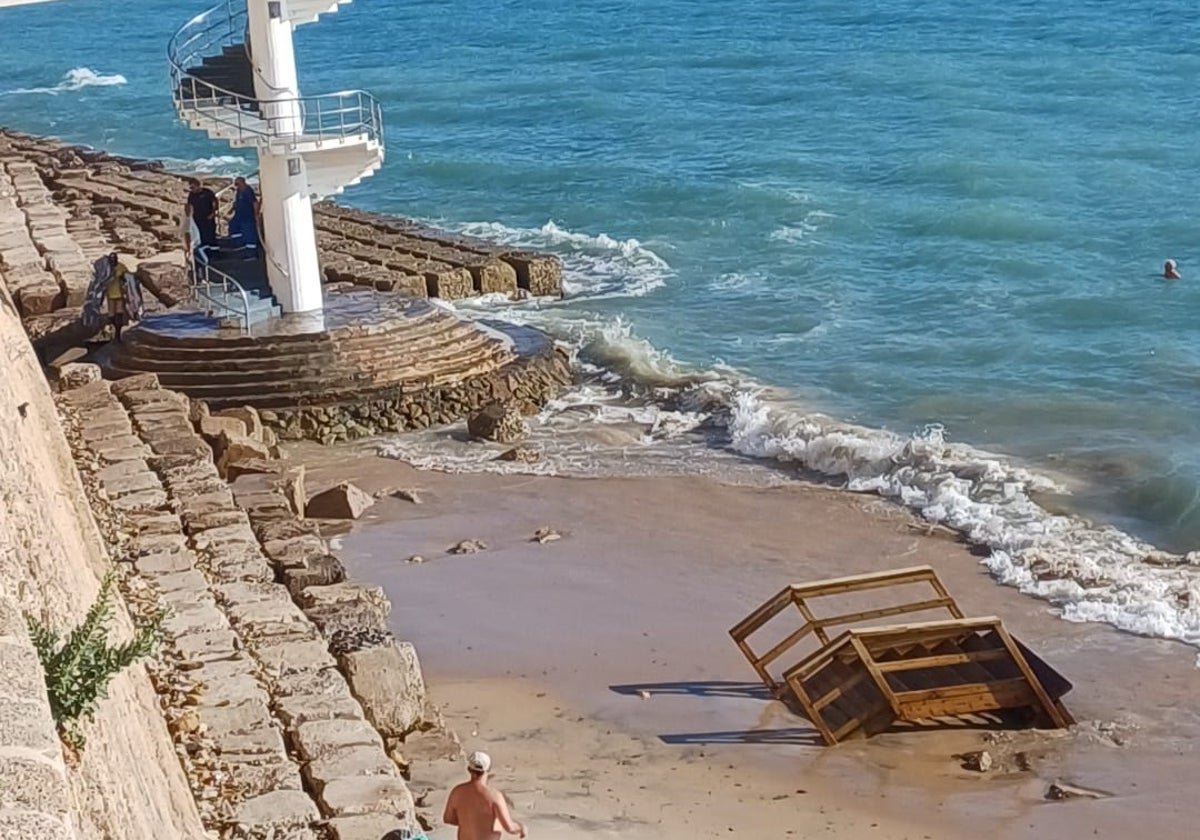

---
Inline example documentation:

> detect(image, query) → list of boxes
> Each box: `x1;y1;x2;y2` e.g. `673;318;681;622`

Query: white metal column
246;0;323;313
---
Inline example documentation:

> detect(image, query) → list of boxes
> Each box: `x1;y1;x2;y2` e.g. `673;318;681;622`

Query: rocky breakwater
0;128;564;306
55;368;443;839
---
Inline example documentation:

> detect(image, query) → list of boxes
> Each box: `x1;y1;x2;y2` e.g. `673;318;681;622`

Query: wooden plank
899;681;1034;720
928;574;965;619
782;633;855;682
784;669;837;746
734;638;778;692
811;597;959;634
786;565;940;599
852;636;901;717
810;668;872;711
994;624;1070;728
757;623;815;670
893;677;1029;705
729;586;795;639
850;616;1003;644
793;595;829;646
874;648;1011;673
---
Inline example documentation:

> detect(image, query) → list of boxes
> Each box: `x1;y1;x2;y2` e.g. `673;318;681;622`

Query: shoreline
296;443;1200;839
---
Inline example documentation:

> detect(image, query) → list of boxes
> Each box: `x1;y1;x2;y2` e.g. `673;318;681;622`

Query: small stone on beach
406;555;426;564
449;539;487;555
957;750;992;772
532;526;562;544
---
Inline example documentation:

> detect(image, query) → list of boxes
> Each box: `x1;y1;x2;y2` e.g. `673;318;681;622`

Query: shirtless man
1164;259;1182;280
442;752;527;840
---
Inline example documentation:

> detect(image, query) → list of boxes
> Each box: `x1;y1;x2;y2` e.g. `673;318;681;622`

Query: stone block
56;361;101;389
0;699;58;755
196;414;246;445
225;458;281;481
233;789;320;830
109;373;161;397
296;582;390;637
254;638;336;676
0;750;69;814
161;602;227;637
467;401;528;443
273;692;364;728
329;814;416;840
133;552;194;577
304;745;397;793
0;811;73;839
217;405;264;440
108;486;169;513
305;481;374;520
273;666;357;702
215;431;272;478
190;521;259;552
338;642;426;738
195;673;270;708
277;464;306;517
0;642;49;704
294;718;383;762
102;470;162;498
172;628;240;662
282;553;347;596
319;774;415;818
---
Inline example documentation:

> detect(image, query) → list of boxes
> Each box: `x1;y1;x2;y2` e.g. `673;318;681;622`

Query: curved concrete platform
105;286;571;443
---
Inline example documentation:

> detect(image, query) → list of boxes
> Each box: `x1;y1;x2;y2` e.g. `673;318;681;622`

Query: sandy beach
292;442;1200;840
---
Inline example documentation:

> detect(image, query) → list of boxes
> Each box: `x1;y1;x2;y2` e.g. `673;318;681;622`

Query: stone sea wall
0;270;205;839
264;346;573;445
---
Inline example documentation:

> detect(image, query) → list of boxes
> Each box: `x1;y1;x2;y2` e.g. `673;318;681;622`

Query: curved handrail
191;257;252;331
168;0;384;147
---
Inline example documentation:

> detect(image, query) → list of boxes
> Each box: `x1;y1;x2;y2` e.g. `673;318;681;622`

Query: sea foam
3;67;127;96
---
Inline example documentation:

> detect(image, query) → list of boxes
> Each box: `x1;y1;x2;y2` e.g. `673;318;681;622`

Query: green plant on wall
25;570;165;751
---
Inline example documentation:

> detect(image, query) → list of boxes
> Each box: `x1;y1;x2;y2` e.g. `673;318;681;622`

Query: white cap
466;751;491;773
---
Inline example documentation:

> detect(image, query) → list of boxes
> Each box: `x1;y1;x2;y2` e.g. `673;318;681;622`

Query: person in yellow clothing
82;253;144;343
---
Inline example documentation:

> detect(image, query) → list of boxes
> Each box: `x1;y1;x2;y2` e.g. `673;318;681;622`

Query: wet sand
298;443;1200;839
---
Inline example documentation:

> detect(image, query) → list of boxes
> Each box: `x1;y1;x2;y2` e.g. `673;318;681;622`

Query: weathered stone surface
294;718;383;762
305;482;374;520
319;774;415;818
214;430;271;478
196;414;246;444
172;628;240;662
56;361;101;389
0;752;69;814
278;465;306;517
273;692;364;728
328;813;416;840
109;372;161;396
467;401;528;443
338;641;426;738
0;810;74;839
273;666;357;701
0;700;59;755
295;582;390;637
133;551;194;577
303;744;397;791
254;637;336;675
233;789;320;829
217;405;264;440
282;553;347;596
224;458;281;481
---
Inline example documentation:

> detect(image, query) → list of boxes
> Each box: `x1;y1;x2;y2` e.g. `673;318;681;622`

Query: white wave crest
160;154;252;176
769;210;835;245
3;67;127;96
452;220;672;300
726;389;1200;649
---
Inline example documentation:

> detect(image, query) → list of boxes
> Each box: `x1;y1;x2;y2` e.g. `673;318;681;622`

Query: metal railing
167;0;384;148
191;258;252;331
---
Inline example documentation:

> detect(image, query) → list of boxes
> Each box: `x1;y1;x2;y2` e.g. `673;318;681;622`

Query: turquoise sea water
3;0;1200;554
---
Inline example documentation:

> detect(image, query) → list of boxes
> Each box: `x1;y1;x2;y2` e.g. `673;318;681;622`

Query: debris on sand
406;555;426;564
956;750;992;773
531;526;562;544
1046;780;1110;801
448;539;487;555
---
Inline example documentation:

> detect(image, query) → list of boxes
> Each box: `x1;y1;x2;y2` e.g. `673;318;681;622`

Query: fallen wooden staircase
729;566;1073;745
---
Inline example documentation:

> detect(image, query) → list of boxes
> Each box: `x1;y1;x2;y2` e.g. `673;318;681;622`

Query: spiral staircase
168;0;384;325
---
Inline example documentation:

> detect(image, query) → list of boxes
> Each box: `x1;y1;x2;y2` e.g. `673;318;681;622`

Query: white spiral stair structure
169;0;384;316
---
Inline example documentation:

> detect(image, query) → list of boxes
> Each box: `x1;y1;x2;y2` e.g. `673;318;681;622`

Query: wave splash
453;220;672;300
390;292;1200;655
3;67;127;96
159;154;252;176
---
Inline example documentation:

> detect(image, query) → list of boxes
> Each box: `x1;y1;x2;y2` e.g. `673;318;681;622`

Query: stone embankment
56;369;437;839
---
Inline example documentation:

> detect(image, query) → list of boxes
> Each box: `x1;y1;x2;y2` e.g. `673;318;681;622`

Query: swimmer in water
1164;259;1181;280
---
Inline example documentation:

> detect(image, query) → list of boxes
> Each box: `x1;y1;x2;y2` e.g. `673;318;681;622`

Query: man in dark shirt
186;178;219;248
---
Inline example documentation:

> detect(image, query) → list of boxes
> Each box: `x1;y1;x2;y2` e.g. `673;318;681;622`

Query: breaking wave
451;220;672;300
159;154;252;176
382;303;1200;655
2;67;127;96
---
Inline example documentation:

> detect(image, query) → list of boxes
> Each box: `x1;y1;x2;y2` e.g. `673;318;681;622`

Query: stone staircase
57;373;422;840
106;291;518;410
